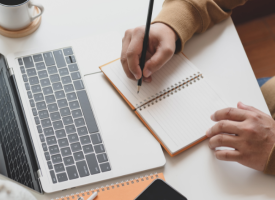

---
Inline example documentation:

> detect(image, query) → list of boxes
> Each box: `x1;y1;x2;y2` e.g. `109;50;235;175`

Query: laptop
0;36;165;193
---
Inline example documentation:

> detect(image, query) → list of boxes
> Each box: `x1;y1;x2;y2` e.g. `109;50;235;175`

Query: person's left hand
206;102;275;171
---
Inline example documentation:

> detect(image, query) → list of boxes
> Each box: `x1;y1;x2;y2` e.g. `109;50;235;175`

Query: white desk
1;0;275;199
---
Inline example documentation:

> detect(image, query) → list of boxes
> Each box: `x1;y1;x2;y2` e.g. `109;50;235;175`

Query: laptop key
43;86;53;95
94;144;105;154
49;145;59;154
100;162;111;172
76;160;89;177
31;85;42;93
38;70;48;79
50;112;61;121
73;80;84;90
77;90;99;133
65;125;76;134
47;103;58;112
26;68;37;77
73;151;84;161
64;156;74;166
53;50;66;68
34;117;40;125
63;47;73;56
77;126;88;136
91;133;102;145
68;64;78;72
83;144;94;154
25;83;30;91
64;84;74;93
33;54;43;62
61;147;71;157
86;154;100;175
47;161;53;170
50;74;60;83
69;101;79;110
59;68;69;76
66;92;77;101
54;163;65;173
44;127;54;136
63;116;73;125
65;56;72;64
97;153;108;163
52;82;63;91
74;118;85;127
56;172;68;183
66;165;79;180
42;143;48;151
41;118;52;128
60;107;71;117
45;95;56;104
70;142;81;152
43;52;55;66
38;110;49;119
80;135;91;145
51;154;62;164
18;58;23;65
35;62;46;71
20;66;26;74
36;101;46;110
46;136;57;146
23;56;34;68
22;74;28;82
37;125;42;133
68;133;79;143
27;91;33;99
32;108;38;116
45;152;50;160
55;129;66;138
29;76;39;85
53;120;64;130
61;76;72;85
50;170;57;184
39;134;45;142
71;72;81;80
34;93;44;102
40;78;51;87
47;66;58;75
72;109;82;118
58;138;69;148
55;90;65;99
57;99;68;108
69;55;76;63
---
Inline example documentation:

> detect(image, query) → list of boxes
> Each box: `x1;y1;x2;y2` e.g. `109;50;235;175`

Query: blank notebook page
102;54;200;108
137;79;228;154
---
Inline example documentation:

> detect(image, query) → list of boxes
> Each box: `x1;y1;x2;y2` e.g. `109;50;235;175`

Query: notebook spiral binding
51;172;160;200
137;72;203;111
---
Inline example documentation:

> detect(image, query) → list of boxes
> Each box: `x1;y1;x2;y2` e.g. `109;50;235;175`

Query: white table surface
1;0;275;199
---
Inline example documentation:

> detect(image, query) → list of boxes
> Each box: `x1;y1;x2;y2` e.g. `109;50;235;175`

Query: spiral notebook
53;173;164;200
100;53;228;156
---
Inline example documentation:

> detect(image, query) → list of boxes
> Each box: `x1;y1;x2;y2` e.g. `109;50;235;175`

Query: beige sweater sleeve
152;0;248;52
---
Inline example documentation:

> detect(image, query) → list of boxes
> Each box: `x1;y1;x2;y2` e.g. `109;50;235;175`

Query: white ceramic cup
0;0;44;31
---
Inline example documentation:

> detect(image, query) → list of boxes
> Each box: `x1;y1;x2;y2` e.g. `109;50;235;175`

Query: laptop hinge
37;169;43;178
8;67;14;76
36;169;44;194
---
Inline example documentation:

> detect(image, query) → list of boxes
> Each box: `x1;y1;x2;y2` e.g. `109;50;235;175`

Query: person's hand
206;102;275;171
121;23;178;82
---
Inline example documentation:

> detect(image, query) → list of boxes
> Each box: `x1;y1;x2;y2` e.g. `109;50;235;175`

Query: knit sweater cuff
264;143;275;175
152;0;202;53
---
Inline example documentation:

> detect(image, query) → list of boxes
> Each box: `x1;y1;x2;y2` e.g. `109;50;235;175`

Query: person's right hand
121;23;178;82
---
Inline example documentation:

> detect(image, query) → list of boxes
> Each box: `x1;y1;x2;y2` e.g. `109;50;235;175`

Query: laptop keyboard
0;71;34;189
18;47;111;184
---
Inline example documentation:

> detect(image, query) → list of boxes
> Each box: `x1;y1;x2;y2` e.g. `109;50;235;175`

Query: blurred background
232;0;275;79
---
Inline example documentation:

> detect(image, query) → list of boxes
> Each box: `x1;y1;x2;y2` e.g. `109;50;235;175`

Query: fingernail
206;128;211;137
211;114;215;121
134;74;139;80
143;69;151;77
144;78;151;83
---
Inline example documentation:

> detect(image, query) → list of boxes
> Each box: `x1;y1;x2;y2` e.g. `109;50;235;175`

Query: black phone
135;179;187;200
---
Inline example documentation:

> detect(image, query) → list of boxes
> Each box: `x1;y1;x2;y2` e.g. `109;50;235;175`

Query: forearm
153;0;248;52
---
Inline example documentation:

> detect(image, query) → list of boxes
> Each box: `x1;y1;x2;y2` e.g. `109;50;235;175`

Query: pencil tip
137;86;140;94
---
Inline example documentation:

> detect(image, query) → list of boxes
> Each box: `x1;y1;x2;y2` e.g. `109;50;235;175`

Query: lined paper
102;54;200;108
137;79;228;154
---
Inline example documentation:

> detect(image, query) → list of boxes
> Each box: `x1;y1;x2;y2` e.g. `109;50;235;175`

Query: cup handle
29;0;44;21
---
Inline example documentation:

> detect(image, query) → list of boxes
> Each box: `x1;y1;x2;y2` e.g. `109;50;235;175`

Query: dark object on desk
137;0;154;94
135;179;187;200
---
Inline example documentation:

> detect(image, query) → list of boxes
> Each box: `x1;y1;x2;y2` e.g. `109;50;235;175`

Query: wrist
154;22;179;42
